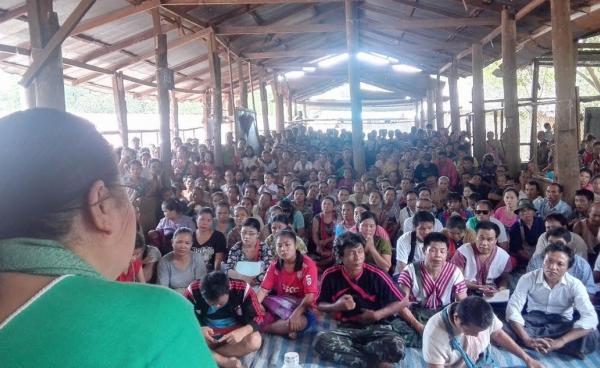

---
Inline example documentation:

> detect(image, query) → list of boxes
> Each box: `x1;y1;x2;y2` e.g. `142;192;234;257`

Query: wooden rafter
72;0;160;36
79;23;178;62
20;0;97;87
0;4;27;24
163;0;342;4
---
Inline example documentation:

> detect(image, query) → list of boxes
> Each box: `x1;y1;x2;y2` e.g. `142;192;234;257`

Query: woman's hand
288;309;304;332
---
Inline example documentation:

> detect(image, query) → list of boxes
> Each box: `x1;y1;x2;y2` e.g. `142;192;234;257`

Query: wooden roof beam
439;0;548;73
79;23;177;62
72;0;160;36
362;17;499;31
74;27;212;85
20;0;97;87
451;0;506;13
163;0;342;5
0;4;27;24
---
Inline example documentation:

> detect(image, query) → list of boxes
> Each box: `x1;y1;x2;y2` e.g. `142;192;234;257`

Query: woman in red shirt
117;234;146;283
257;229;318;339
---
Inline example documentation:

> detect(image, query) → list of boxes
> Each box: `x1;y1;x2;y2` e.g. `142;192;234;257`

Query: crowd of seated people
115;123;600;367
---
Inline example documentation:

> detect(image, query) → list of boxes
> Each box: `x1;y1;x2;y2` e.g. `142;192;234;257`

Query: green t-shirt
366;236;392;266
0;275;216;368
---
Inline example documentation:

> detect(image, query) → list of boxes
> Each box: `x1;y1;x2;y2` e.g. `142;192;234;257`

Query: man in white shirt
398;191;418;232
423;296;543;368
403;198;443;233
505;243;600;358
395;211;435;274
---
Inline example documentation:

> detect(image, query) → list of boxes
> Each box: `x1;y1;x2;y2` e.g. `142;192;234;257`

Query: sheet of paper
235;261;262;277
484;288;510;303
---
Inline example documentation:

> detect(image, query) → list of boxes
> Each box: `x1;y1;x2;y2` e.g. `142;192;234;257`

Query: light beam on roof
357;52;389;65
317;53;348;68
284;70;305;79
393;64;422;73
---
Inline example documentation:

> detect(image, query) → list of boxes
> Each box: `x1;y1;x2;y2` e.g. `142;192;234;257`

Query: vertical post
414;102;420;128
530;59;540;164
238;58;248;108
435;74;444;130
272;78;284;133
170;90;179;139
426;83;434;128
112;71;128;148
550;0;579;201
345;0;365;174
259;79;269;133
472;42;486;161
26;0;65;110
302;103;307;118
502;7;520;176
494;110;498;138
156;31;172;179
248;63;256;112
449;58;460;133
420;99;426;129
204;89;213;143
287;89;293;122
208;31;223;168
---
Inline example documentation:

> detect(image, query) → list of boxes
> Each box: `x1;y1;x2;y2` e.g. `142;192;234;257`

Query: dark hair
455;296;494;329
162;198;185;213
274;229;303;271
476;200;493;211
446;192;462;203
580;168;593;176
245;183;258;193
405;190;418;198
526;180;541;192
134;232;145;249
413;211;435;227
502;188;519;197
543;242;575;268
293;185;307;196
173;226;193;239
544;213;568;227
0;109;121;240
341;200;356;209
270;214;290;226
474;221;500;237
241;217;261;232
334;231;365;259
198;207;215;217
546;227;572;243
575;189;594;202
446;215;467;230
359;210;378;225
423;232;448;250
201;271;230;301
548;182;564;193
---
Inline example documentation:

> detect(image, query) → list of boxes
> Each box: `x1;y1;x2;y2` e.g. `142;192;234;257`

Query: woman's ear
86;180;114;234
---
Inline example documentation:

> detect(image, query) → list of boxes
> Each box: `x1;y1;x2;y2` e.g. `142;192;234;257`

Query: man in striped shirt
396;232;467;348
314;232;406;368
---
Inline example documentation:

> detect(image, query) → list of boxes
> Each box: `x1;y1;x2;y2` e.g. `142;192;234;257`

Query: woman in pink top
494;188;519;228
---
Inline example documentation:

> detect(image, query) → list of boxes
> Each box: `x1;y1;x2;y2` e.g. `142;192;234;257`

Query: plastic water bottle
282;352;302;368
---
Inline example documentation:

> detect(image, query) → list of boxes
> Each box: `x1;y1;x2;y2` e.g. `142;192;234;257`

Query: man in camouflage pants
315;232;406;368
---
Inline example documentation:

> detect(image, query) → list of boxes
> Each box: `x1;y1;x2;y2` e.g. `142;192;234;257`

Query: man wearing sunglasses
466;200;509;250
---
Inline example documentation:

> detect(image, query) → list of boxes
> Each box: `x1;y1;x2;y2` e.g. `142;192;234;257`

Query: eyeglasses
475;210;490;215
241;230;258;237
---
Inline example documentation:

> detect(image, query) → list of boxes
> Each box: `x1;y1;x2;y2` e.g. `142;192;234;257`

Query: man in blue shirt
527;228;596;295
534;183;572;219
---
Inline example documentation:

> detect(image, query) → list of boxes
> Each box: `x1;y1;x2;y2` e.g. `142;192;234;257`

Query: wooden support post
494;110;498;138
472;42;486;161
208;31;223;168
501;7;520;177
435;74;444;130
156;32;172;179
238;59;248;108
449;58;460;133
204;89;213;143
302;103;307;118
249;63;256;112
259;80;270;134
426;84;434;128
112;72;128;148
414;102;420;128
287;90;293;122
420;99;426;129
272;77;284;133
550;0;579;201
26;0;65;110
227;51;236;140
345;0;365;174
170;90;179;139
530;59;540;164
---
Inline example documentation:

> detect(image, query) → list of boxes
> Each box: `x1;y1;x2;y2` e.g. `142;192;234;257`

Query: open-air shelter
1;0;600;199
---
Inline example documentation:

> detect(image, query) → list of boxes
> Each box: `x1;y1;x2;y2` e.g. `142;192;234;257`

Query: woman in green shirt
0;109;215;368
357;211;393;272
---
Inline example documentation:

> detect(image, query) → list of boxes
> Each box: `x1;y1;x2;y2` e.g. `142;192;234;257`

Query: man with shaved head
572;202;600;260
